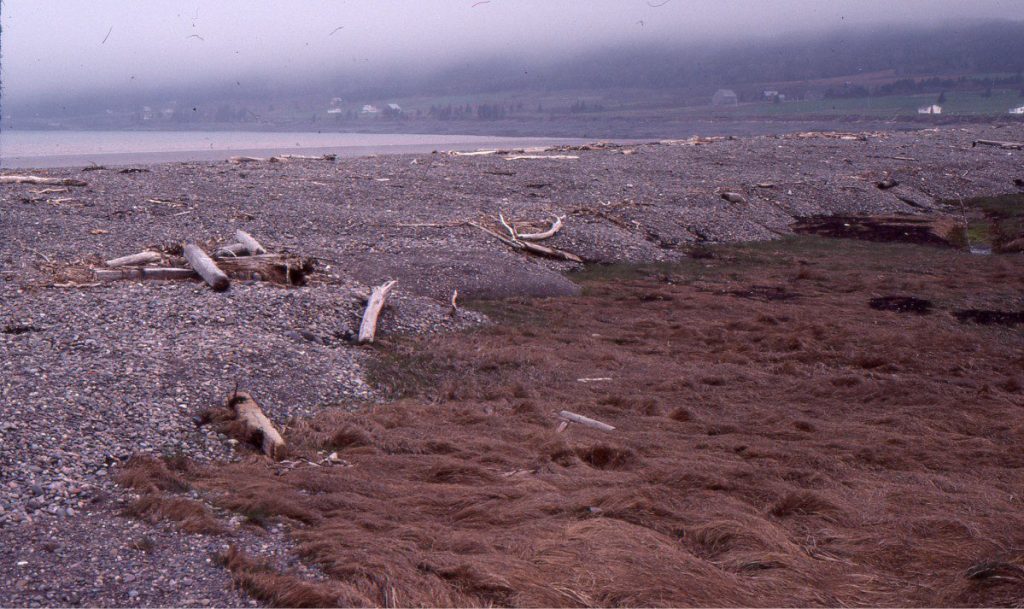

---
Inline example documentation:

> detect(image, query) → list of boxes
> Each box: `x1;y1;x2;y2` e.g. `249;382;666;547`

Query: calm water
0;130;585;168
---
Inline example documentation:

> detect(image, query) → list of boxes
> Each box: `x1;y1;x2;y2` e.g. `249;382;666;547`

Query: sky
1;0;1021;104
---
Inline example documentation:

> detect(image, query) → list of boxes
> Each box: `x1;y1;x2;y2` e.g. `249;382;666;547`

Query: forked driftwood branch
470;215;583;263
358;280;397;344
228;391;286;460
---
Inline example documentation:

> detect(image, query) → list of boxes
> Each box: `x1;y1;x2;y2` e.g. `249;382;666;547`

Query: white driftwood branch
0;175;87;186
499;211;518;240
104;251;163;267
227;156;266;163
234;230;267;255
470;220;583;263
229;391;286;459
358;280;397;344
503;155;579;160
450;150;499;157
450;289;459;316
517;215;564;241
183;244;230;291
558;410;615;432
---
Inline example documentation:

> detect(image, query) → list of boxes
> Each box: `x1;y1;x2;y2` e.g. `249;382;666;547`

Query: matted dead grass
126;236;1024;607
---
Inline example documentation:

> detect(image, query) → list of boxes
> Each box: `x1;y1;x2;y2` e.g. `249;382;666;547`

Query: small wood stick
358;280;397;344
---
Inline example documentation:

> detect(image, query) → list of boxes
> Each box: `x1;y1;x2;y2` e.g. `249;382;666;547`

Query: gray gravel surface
1;124;1022;606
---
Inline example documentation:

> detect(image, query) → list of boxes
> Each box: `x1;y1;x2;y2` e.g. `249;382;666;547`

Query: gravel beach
1;124;1022;606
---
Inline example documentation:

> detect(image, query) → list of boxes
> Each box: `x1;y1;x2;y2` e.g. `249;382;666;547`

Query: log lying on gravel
558;410;615;432
95;268;198;282
358;280;397;344
213;243;248;258
183;244;230;291
104;251;162;267
234;230;267;255
0;175;88;187
227;156;266;164
972;139;1024;150
216;254;313;285
228;391;285;460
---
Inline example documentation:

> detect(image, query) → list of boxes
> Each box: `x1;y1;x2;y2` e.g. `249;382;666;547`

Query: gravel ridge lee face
0;124;1022;606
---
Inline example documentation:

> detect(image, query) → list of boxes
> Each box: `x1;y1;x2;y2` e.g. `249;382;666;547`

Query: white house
361;104;380;115
917;104;942;115
1010;106;1024;115
712;89;738;106
327;108;343;114
387;103;402;113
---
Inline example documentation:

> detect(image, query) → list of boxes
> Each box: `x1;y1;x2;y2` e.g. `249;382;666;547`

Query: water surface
0;130;587;168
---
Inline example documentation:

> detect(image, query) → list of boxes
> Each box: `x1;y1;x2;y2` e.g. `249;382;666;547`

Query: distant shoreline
0;130;592;169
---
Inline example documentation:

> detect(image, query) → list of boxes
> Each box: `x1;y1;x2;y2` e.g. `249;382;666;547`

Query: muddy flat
1;125;1023;606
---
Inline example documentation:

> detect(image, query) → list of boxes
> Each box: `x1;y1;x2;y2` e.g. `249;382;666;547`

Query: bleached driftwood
450;289;459;316
183;244;230;291
972;139;1024;150
0;175;87;186
213;243;248;258
469;221;583;263
95;268;198;281
277;154;337;161
558;410;615;432
503;154;579;161
228;391;286;460
216;254;311;285
450;150;498;157
227;156;266;163
234;230;267;255
104;251;163;267
358;280;397;344
517;215;564;241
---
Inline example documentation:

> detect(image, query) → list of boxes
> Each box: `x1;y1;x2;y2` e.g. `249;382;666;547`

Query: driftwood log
104;251;162;267
213;243;248;258
216;254;312;285
972;139;1024;150
184;244;230;291
235;230;267;255
0;175;87;187
228;391;285;460
558;410;615;432
95;268;197;282
358;280;397;344
470;221;583;263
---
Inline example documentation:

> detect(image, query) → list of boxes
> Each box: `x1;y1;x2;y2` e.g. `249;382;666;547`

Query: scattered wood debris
720;192;747;204
503;154;579;161
1;175;88;187
90;230;314;288
972;139;1024;151
358;280;397;344
227;391;286;460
